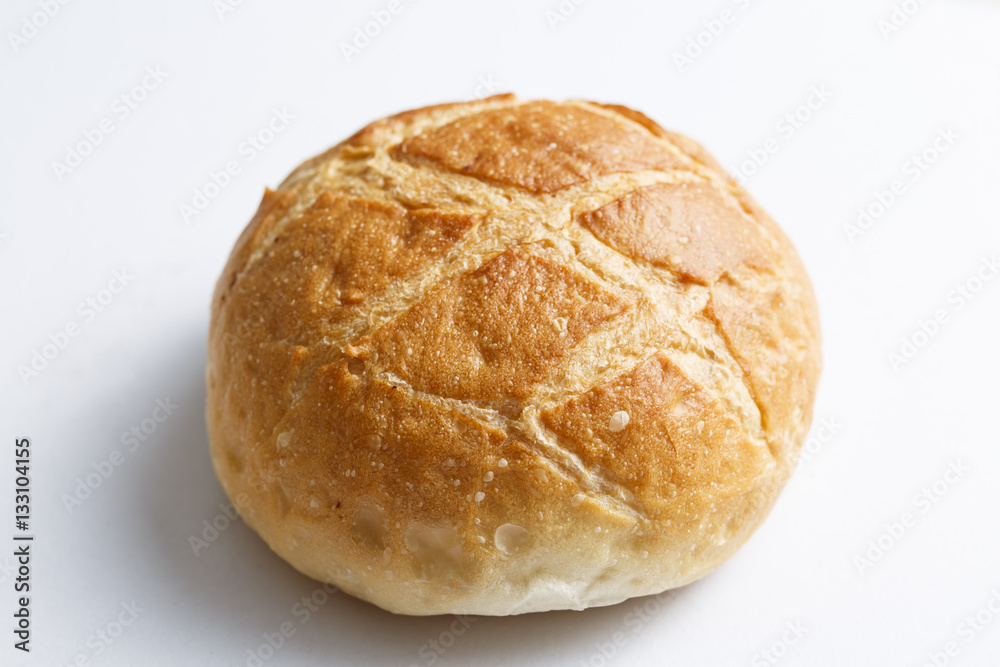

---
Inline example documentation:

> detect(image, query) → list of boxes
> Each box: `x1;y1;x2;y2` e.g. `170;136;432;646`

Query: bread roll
206;95;821;615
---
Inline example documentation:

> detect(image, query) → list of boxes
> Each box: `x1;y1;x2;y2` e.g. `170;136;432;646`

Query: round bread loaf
206;95;821;616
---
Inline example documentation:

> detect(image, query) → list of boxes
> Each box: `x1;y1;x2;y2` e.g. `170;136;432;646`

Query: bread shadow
135;331;681;665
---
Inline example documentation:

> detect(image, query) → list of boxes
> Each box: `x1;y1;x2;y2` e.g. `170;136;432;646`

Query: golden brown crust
391;100;686;193
705;278;819;457
286;191;480;309
541;351;771;518
579;180;776;284
206;96;822;616
344;93;517;148
366;246;629;402
592;102;729;174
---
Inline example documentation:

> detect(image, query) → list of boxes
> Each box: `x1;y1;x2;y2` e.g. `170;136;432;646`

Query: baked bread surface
206;95;822;615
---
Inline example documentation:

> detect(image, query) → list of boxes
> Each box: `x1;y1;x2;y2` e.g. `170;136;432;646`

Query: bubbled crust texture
206;96;821;616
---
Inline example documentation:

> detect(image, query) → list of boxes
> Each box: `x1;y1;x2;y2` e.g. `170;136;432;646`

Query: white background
1;0;999;665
